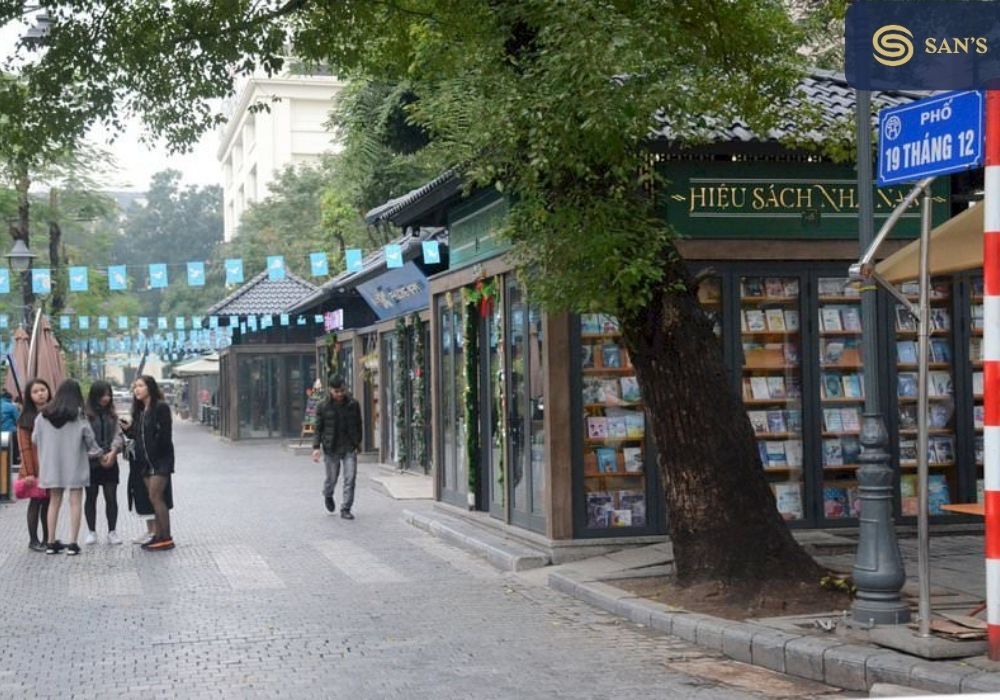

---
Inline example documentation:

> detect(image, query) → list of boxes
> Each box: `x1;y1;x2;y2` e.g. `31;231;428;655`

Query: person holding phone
17;378;51;551
83;381;125;545
125;375;175;551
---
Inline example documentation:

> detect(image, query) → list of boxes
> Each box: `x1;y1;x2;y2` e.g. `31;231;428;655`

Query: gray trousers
322;451;357;510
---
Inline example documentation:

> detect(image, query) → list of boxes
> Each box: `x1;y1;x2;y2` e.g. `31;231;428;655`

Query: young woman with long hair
17;378;51;552
34;379;105;555
126;375;175;551
84;381;125;545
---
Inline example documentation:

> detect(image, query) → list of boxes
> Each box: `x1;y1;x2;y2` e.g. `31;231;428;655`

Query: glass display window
971;275;984;504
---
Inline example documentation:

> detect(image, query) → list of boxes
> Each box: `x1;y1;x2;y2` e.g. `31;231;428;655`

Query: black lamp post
6;238;36;326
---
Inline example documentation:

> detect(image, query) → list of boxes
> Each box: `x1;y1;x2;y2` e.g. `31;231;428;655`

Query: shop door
438;297;469;507
238;356;280;438
382;333;398;464
480;301;505;518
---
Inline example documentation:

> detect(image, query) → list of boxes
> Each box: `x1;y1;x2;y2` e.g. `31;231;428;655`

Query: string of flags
9;241;443;295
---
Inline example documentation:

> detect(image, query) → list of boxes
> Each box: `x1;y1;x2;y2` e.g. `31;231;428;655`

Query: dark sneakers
340;510;355;520
45;540;64;555
325;496;336;513
142;538;175;551
28;541;46;553
65;543;81;556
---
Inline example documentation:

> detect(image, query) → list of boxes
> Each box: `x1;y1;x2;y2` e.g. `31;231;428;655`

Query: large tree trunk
15;171;34;326
621;248;822;587
48;188;64;315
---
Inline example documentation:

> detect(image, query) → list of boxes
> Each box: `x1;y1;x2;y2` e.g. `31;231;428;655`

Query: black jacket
128;402;175;474
312;395;363;455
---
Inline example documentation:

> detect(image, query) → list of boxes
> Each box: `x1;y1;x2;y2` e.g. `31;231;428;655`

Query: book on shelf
601;343;622;368
822;439;844;466
931;307;951;332
841;374;864;399
976;435;984;463
785;439;803;467
764;277;786;297
841;407;861;432
697;278;721;305
841;435;861;464
979;479;986;505
928;474;951;515
821;372;844;399
783;278;800;297
931;280;950;299
785;409;802;433
900;281;919;296
820;307;843;332
932;436;955;464
782;342;799;364
743;309;767;332
895;305;917;332
598;379;622;403
973;277;985;295
765;308;786;332
606;416;627;439
618;490;646;526
971;336;983;362
900;474;918;516
757;441;769;466
897;372;918;398
772;482;803;520
899;439;917;463
595;447;618;473
741;277;763;297
898;404;918;430
823;341;845;365
587;417;608;439
581;314;603;335
622;447;643;473
601;316;621;334
975;405;985;429
930;338;952;364
786;376;803;399
841;306;862;332
586;491;614;528
748;410;768;434
749;376;770;400
583;377;602;404
929;370;953;397
766;410;786;434
974;371;984;395
581;344;595;369
625;412;645;439
610;509;632;527
818;277;850;297
848;486;862;518
764;440;787;467
972;303;985;331
823;408;845;433
784;309;800;331
929;402;952;429
896;340;918;365
824;487;850;519
619;376;640;402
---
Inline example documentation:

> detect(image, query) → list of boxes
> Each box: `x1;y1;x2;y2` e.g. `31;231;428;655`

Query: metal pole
916;190;933;637
857;89;880;414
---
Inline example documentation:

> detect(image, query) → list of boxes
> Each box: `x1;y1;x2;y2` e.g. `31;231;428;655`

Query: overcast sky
1;15;222;193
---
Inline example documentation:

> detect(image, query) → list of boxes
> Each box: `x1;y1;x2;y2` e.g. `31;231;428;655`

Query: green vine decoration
462;292;480;507
411;311;428;473
324;332;339;382
394;316;409;466
493;284;506;506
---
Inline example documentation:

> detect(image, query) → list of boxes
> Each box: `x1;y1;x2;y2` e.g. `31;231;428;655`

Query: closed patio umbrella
30;315;66;392
4;327;30;401
875;202;984;283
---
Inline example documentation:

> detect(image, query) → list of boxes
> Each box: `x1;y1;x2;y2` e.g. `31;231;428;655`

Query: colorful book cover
823;487;849;519
765;308;786;332
586;491;613;528
743;309;766;332
783;309;800;331
601;343;622;368
896;340;917;365
784;439;803;468
766;410;786;434
625;412;645;439
784;409;802;433
764;278;785;297
622;447;643;473
606;416;627;439
840;408;861;432
820;307;843;331
595;447;618;473
764;440;787;467
928;474;951;515
619;376;640;402
610;509;633;528
840;435;861;464
821;373;844;399
619;491;646;526
841;374;864;399
822;439;844;466
586;417;608;439
772;482;803;520
766;376;786;399
748;411;769;434
841;306;862;331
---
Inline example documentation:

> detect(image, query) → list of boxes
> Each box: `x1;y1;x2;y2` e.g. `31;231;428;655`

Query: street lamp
5;239;35;272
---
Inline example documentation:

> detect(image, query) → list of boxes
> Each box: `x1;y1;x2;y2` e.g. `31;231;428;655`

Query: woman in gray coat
34;379;106;555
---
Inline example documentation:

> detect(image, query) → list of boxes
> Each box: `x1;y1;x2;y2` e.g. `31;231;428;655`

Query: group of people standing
14;374;176;554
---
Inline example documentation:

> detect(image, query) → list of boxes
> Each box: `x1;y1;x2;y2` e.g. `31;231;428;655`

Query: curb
403;509;549;572
547;570;1000;695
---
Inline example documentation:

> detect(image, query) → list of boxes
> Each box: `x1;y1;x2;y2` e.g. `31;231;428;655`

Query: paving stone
865;651;917;688
907;661;978;694
751;630;801;673
961;671;1000;692
720;624;757;664
784;636;845;682
694;617;728;651
822;643;873;691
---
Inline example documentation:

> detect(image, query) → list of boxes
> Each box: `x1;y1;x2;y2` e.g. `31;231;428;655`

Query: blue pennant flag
422;240;441;264
117;316;128;330
138;317;149;330
69;266;88;292
260;315;272;329
31;268;51;294
187;261;205;287
297;315;306;326
345;248;363;273
98;316;108;330
248;315;258;331
157;317;168;330
229;315;239;327
175;317;185;330
0;315;8;329
225;258;244;285
0;269;9;294
314;314;324;324
239;323;246;335
280;313;290;326
384;244;403;269
108;265;128;291
309;252;329;277
267;255;286;281
78;316;89;330
148;263;168;289
59;316;70;330
192;315;202;328
209;316;219;329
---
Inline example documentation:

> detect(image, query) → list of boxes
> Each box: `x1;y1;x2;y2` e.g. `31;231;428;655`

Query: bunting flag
345;248;363;273
314;314;323;324
108;265;128;291
192;315;203;328
260;315;272;329
385;244;403;269
78;316;89;330
309;252;328;277
174;317;185;330
225;258;244;285
149;263;168;289
280;313;290;326
117;316;128;330
267;255;286;281
209;316;219;329
422;240;441;264
0;269;9;294
0;315;8;329
157;317;168;330
139;317;149;330
69;266;88;292
187;261;205;287
31;268;51;294
60;315;70;330
98;316;108;330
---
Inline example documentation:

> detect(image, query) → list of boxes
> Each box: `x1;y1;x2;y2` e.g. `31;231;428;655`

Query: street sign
877;90;984;186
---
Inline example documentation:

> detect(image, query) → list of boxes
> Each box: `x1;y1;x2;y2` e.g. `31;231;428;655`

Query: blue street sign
878;90;984;186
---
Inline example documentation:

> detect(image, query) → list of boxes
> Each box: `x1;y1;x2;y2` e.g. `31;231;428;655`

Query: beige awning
875;202;984;283
173;353;219;377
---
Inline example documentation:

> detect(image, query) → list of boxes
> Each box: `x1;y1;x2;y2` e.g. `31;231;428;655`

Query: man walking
311;376;363;519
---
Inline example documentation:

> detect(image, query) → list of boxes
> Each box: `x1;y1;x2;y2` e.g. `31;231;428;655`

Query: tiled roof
364;169;460;225
285;227;447;315
650;69;927;144
206;270;319;317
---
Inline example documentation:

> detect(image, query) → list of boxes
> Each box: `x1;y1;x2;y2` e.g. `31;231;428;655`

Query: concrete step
403;508;550;572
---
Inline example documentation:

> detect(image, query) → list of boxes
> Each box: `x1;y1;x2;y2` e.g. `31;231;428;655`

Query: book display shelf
816;277;864;520
894;278;957;517
580;313;648;530
739;275;805;522
971;275;985;504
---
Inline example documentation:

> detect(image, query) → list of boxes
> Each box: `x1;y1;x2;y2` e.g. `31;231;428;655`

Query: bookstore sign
661;163;950;238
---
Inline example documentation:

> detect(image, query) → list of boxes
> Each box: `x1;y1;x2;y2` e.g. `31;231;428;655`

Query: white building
217;72;344;241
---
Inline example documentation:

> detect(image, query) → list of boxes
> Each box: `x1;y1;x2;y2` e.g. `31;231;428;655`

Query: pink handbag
14;477;48;500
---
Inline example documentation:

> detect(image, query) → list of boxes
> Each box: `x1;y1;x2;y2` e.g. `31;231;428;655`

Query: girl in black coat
124;375;175;551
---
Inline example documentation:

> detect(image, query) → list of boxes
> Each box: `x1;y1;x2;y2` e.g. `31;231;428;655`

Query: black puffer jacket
129;401;175;474
312;395;363;455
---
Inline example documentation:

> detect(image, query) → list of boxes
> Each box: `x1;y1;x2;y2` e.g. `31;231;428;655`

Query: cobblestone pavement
0;422;849;699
